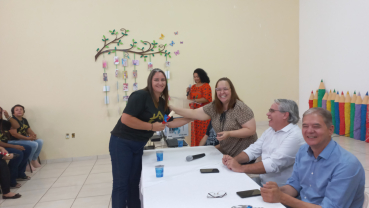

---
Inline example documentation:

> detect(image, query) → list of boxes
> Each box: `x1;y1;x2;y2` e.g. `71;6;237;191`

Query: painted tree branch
95;28;169;61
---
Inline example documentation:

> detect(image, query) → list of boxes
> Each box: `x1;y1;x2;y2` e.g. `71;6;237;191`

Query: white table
141;146;285;208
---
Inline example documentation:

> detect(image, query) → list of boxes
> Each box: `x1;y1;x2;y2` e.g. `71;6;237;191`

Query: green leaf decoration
108;52;111;54
165;54;167;57
132;39;135;42
106;38;109;41
154;46;157;48
151;49;154;51
96;48;99;51
122;32;124;35
164;44;167;46
134;42;137;44
113;29;115;32
169;55;171;58
106;46;109;48
133;45;136;47
126;30;130;32
109;30;112;33
144;56;147;58
144;58;146;62
168;52;170;54
160;52;162;55
140;55;143;58
165;50;167;52
116;32;118;35
153;40;156;43
141;47;144;50
137;47;140;50
103;35;106;39
102;39;104;41
152;54;155;57
140;40;143;42
130;44;133;46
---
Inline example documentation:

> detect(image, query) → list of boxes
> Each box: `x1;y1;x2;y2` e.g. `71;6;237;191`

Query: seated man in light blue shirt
260;108;365;208
223;99;305;187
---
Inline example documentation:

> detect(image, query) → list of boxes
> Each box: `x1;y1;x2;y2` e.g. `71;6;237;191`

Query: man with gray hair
260;108;364;207
223;99;305;187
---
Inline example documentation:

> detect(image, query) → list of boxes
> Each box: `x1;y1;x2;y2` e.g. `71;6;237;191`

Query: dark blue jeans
109;134;146;208
6;145;32;187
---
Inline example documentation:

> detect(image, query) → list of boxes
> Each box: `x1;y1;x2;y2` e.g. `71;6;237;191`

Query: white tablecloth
141;146;285;208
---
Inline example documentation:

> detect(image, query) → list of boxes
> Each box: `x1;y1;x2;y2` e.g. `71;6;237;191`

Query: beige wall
0;0;299;160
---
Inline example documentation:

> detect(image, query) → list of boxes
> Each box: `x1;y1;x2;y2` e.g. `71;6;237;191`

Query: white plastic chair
363;192;368;208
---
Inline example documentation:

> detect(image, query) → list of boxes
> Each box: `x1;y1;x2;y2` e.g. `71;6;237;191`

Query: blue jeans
9;139;43;161
5;145;32;186
109;134;146;208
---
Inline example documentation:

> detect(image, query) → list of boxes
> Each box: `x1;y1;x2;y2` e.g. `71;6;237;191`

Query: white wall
299;0;369;117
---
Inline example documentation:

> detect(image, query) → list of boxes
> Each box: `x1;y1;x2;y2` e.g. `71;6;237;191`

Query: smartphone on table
236;189;261;198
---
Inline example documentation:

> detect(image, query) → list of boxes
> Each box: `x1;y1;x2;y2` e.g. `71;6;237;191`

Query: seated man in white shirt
222;99;305;187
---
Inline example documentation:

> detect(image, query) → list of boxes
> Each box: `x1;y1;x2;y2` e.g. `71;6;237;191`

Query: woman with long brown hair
171;77;257;157
110;68;191;208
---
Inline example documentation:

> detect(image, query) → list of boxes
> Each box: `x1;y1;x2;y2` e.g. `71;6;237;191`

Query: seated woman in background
9;105;43;170
171;77;257;157
0;106;32;188
186;68;212;146
0;146;21;199
199;121;219;146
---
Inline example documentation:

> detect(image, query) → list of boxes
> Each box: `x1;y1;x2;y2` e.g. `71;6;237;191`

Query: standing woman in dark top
110;68;191;208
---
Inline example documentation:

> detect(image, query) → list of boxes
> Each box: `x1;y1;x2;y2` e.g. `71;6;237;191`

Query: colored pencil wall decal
313;90;318;108
339;92;345;136
344;91;351;136
334;91;340;134
350;91;357;138
318;80;325;107
327;90;332;112
309;91;314;108
331;89;336;128
361;92;368;141
366;97;369;142
354;92;362;140
322;92;328;110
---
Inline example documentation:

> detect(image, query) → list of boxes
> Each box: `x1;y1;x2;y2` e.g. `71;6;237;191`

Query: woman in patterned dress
175;77;257;157
186;68;212;146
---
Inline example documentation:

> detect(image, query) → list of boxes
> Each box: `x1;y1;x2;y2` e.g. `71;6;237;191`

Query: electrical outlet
66;133;70;139
72;133;75;138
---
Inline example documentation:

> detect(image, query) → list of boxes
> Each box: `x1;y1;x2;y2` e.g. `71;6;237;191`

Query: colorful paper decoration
327;90;332;112
122;58;128;66
123;71;128;79
331;89;336;128
180;41;183;44
174;50;180;56
103;73;108;81
123;83;128;91
366;98;369;142
339;92;345;136
123;96;129;102
313;90;318;108
174;31;178;35
318;80;325;108
322;92;328;110
103;86;110;92
94;28;172;61
114;56;119;65
354;92;362;140
309;91;314;108
148;62;153;70
166;61;171;67
133;83;138;91
103;60;107;68
159;34;165;40
133;70;137;78
334;91;340;134
344;92;351;136
361;92;368;141
115;69;118;77
170;41;175;46
350;91;357;138
132;60;139;66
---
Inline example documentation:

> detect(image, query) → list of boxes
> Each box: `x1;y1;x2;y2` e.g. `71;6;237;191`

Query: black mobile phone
236;189;261;198
200;168;219;173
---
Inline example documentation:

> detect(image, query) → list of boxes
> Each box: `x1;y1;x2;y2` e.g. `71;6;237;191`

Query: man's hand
13;145;25;151
260;182;283;203
225;157;243;172
0;146;8;154
216;131;230;141
222;155;232;166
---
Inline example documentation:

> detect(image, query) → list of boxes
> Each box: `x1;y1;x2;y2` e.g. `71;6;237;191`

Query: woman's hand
186;87;190;93
13;145;25;151
216;131;231;141
152;122;166;131
0;147;8;154
3;110;10;119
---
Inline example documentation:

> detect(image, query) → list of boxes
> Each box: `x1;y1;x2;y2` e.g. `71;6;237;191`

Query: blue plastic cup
155;165;164;178
177;139;184;147
156;151;163;161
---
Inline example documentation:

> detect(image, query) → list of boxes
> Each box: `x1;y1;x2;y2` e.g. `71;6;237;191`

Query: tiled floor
0;124;368;207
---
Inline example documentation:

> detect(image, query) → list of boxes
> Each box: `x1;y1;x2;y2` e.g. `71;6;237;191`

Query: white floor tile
84;172;112;185
32;168;65;179
71;195;111;208
34;198;75;208
41;162;71;170
61;166;93;177
90;164;112;174
53;174;88;188
68;160;96;168
78;182;112;198
17;178;58;192
95;159;111;165
39;186;82;202
0;204;35;208
0;189;48;207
